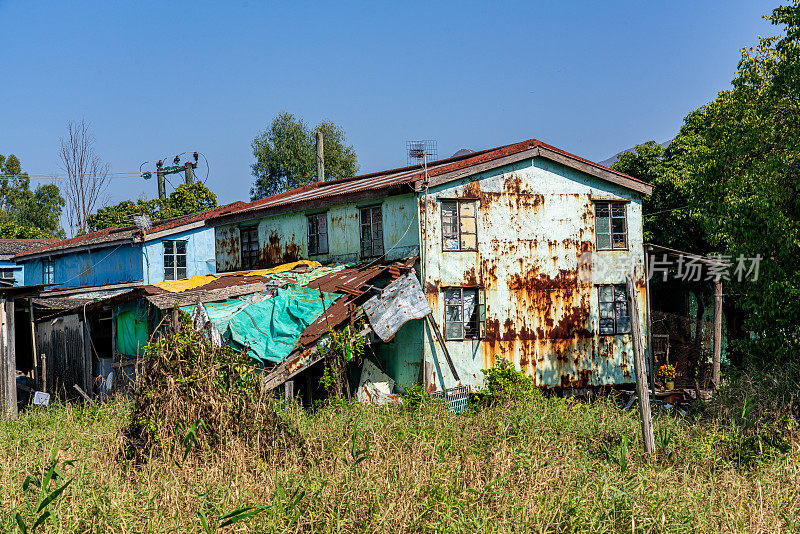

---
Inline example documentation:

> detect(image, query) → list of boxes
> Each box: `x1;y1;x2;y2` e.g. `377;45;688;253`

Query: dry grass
2;392;800;533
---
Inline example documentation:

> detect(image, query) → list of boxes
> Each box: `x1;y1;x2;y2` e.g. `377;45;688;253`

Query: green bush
475;358;538;406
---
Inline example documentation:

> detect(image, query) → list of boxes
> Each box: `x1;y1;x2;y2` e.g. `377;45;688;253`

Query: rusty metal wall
215;224;241;272
420;157;647;390
214;194;419;270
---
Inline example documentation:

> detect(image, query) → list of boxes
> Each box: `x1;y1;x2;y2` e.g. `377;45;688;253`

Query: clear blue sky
0;0;777;214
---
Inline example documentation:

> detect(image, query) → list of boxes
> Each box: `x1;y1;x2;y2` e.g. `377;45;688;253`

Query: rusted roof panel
208;139;650;223
14;201;248;258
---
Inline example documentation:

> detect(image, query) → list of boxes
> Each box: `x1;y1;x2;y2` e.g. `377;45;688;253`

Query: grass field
2;390;799;533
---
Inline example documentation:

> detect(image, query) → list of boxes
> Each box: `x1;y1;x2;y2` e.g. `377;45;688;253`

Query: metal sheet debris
356;359;401;406
362;272;431;342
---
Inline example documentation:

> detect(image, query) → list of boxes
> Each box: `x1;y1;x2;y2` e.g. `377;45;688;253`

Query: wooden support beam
712;279;723;388
0;299;17;417
425;314;460;384
627;274;655;455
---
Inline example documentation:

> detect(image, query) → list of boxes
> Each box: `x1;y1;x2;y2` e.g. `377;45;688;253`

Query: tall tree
250;112;359;200
0;153;66;238
59;119;109;236
670;1;800;361
86;182;218;232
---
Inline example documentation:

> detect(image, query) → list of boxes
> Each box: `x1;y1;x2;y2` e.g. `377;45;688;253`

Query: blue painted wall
142;227;216;284
22;243;144;288
0;260;23;286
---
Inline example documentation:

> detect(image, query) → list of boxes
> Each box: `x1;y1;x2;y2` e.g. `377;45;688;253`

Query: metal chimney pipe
316;130;325;182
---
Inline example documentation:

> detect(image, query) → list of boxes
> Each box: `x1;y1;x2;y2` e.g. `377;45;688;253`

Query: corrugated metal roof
14;201;248;259
209;138;649;222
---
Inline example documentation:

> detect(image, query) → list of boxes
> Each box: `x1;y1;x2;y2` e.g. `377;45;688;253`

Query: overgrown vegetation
3;380;800;532
121;318;298;463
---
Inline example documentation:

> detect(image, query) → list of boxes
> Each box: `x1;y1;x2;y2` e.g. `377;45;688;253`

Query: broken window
594;201;627;250
307;212;329;255
444;287;485;340
240;226;259;269
598;284;631;335
163;240;187;281
441;200;477;251
360;205;384;258
42;259;55;285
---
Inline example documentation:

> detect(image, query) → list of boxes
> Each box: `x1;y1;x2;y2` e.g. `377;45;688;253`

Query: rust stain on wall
262;230;300;267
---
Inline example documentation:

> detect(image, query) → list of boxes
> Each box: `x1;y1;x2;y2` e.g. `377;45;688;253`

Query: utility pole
316;131;325;182
627;273;655;455
184;161;196;185
156;161;166;200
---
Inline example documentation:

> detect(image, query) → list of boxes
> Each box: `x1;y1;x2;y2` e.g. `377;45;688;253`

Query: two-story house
204;138;652;391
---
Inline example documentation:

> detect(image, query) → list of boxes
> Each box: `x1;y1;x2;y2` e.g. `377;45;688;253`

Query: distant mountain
599;140;672;168
451;149;475;158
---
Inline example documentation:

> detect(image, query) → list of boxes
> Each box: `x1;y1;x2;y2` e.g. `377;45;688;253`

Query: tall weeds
121;317;299;463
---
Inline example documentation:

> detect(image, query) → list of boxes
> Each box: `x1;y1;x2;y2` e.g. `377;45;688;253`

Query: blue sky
0;0;776;215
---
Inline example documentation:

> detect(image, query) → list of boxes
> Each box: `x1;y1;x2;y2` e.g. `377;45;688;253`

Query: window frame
441;199;478;252
0;268;15;280
443;286;486;341
240;226;259;270
597;284;632;336
359;204;384;259
594;200;628;251
163;239;188;281
42;258;55;285
307;212;329;256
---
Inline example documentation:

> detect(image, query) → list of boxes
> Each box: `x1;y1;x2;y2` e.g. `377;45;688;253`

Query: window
444;287;486;340
307;213;329;255
598;284;631;335
359;205;384;258
441;200;477;251
594;201;627;250
0;269;14;280
42;259;55;285
240;226;259;269
163;240;187;281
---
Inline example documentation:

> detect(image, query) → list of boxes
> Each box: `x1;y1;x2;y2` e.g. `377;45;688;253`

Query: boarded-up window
441;200;477;251
594;201;627;250
42;259;55;285
164;240;187;281
307;213;329;255
444;287;485;340
240;226;259;269
598;284;631;335
360;205;384;258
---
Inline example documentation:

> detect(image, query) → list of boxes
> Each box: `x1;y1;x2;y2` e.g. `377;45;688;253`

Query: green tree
612;140;709;253
673;1;800;361
87;182;218;232
250;112;359;200
0;154;66;238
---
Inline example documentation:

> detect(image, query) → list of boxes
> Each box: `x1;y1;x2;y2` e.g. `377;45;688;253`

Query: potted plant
658;364;676;390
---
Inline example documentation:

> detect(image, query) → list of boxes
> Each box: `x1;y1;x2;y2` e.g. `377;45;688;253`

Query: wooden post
712;278;723;388
284;380;294;403
184;161;195;185
41;353;47;394
425;314;460;383
156;162;166;200
0;298;17;417
627;274;655;455
644;248;655;396
316;131;325;182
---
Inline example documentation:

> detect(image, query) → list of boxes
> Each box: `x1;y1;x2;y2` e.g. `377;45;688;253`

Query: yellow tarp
153;275;218;293
242;260;321;277
152;260;323;293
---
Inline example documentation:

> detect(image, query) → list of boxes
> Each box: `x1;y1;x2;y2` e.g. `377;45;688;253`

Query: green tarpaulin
183;285;340;364
116;300;149;357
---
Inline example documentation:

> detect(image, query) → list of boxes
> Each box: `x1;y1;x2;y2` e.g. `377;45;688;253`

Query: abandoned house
1;137;658;413
203;138;653;392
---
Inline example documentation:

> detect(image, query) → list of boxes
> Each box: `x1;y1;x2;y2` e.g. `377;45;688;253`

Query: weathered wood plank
145;282;270;309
